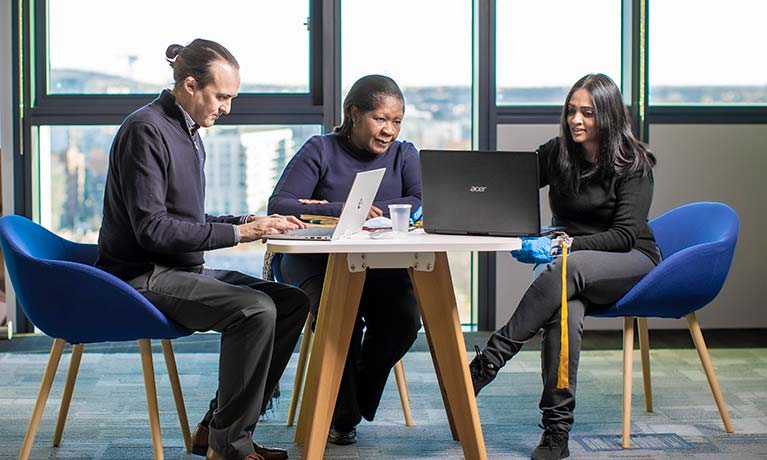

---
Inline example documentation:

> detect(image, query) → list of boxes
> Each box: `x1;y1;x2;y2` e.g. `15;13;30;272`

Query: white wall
496;123;767;330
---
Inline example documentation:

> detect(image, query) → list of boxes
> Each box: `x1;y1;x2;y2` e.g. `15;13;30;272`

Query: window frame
28;0;328;127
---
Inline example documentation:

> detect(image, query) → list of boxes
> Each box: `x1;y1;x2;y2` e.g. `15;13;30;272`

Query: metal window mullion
474;0;496;331
16;0;34;332
321;0;341;133
625;0;648;142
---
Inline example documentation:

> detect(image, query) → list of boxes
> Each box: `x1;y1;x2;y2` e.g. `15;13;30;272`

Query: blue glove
511;237;554;264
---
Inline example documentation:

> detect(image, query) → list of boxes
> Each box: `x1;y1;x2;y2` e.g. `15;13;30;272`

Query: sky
48;0;766;90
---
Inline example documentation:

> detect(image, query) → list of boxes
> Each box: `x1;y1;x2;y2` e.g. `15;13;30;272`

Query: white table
267;229;520;460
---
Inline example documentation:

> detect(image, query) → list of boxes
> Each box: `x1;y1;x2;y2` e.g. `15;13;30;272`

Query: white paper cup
388;204;412;234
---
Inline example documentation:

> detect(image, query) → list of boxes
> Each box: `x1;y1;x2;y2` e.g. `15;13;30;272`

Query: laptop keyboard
284;226;334;237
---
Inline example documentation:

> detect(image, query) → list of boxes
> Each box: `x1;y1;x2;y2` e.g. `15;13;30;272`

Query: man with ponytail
97;39;308;460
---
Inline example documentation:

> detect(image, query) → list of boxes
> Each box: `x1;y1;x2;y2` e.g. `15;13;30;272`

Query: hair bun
165;44;184;60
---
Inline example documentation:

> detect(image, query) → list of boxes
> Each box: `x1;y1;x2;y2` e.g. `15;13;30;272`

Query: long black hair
334;75;405;138
165;39;239;90
554;73;656;194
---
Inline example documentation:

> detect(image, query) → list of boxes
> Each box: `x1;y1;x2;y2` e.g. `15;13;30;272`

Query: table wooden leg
410;252;486;460
423;324;459;441
296;254;366;460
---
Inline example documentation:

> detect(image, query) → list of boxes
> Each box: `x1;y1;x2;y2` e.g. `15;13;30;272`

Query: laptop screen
420;150;544;237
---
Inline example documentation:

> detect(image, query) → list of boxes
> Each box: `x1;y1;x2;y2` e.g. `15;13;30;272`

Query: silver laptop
420;150;560;237
267;168;386;241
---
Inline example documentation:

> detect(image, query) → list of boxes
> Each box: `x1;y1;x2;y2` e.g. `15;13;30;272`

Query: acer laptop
267;168;386;241
420;150;559;237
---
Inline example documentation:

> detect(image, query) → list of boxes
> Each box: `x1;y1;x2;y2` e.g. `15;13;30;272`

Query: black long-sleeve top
97;90;243;280
538;137;661;265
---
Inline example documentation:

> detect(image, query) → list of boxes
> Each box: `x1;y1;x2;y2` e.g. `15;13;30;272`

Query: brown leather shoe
193;424;288;460
206;447;265;460
191;423;210;456
252;443;288;460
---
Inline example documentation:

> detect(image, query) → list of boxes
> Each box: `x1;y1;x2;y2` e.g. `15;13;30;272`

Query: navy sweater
268;133;421;217
97;90;242;280
539;137;661;264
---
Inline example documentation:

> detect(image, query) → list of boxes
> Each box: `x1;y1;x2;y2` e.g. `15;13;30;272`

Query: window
35;124;321;272
203;125;321;216
496;0;621;105
342;0;475;325
26;0;325;326
36;125;116;242
649;0;767;105
342;0;471;149
204;124;322;272
47;0;311;95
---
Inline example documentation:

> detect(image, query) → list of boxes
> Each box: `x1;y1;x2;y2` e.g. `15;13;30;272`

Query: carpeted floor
1;332;766;460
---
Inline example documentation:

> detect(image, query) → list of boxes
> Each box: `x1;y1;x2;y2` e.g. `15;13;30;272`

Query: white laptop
266;168;386;241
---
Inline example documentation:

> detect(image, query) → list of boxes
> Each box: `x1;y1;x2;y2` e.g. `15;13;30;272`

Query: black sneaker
531;426;570;460
469;345;498;396
327;427;357;445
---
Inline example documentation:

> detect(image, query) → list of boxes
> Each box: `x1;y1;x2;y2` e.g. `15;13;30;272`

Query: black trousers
129;265;309;459
280;253;421;430
483;249;655;433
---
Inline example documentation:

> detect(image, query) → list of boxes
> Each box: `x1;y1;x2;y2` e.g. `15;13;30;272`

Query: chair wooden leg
19;338;65;460
161;340;191;452
393;360;414;427
139;339;164;460
622;317;635;449
637;318;653;413
53;343;84;446
286;316;314;427
686;313;734;433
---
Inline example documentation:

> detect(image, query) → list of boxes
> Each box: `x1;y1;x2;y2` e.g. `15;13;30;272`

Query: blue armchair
0;215;194;460
589;202;739;448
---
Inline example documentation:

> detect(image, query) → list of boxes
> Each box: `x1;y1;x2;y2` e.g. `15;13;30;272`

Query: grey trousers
129;265;309;459
483;249;656;432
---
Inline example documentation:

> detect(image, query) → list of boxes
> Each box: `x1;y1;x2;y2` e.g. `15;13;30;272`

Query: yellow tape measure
552;233;573;389
557;241;570;389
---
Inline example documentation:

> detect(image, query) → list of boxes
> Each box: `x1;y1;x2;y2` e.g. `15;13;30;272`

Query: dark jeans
280;253;421;430
483;249;656;432
129;265;309;459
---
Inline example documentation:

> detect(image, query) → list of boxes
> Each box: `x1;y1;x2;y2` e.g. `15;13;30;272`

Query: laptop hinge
346;252;435;272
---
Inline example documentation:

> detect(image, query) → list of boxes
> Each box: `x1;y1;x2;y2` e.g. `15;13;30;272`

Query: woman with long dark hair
470;73;660;460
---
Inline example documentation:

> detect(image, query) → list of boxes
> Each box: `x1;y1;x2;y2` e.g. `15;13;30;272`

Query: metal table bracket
346;252;436;272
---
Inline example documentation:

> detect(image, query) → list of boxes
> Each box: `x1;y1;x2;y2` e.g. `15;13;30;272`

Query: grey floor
1;333;766;460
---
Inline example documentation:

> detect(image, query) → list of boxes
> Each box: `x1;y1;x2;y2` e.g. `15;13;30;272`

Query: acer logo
469;186;487;192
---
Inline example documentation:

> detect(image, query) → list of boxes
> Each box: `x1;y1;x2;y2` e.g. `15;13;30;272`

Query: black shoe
469;345;498;396
531;426;570;460
327;427;357;445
